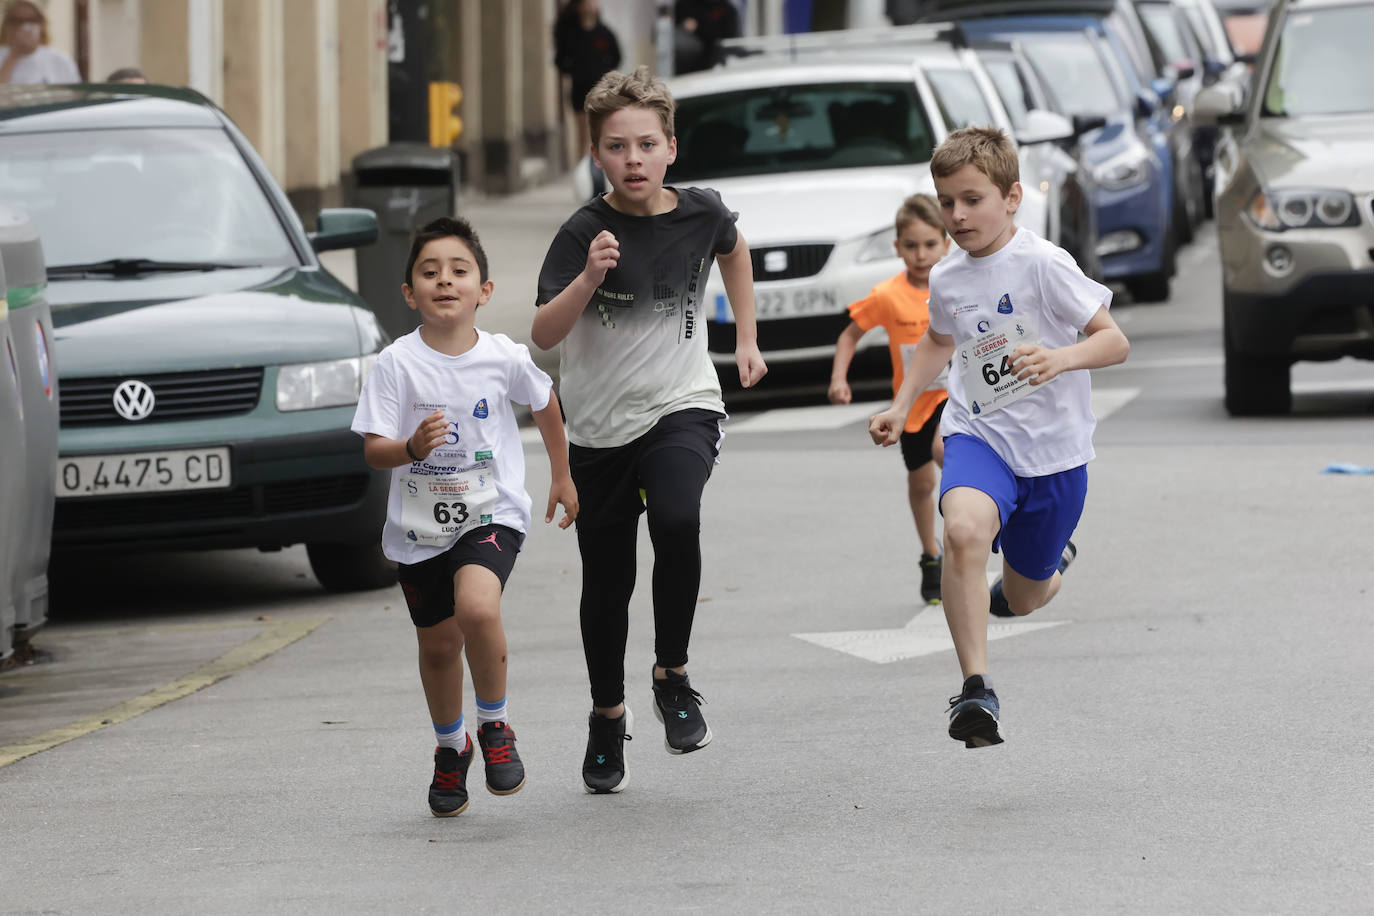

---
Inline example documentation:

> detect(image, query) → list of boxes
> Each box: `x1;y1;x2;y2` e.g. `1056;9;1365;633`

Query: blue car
956;16;1180;301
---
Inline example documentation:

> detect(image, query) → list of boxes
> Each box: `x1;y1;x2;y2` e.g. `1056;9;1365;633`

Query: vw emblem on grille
763;249;789;273
113;379;156;421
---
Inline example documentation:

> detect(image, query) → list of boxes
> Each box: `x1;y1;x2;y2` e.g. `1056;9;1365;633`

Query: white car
573;37;1074;369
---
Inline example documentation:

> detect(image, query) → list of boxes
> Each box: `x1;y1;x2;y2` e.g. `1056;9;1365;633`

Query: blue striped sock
434;714;467;752
475;695;508;727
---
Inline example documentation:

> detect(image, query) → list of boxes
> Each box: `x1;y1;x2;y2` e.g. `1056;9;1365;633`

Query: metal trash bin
0;249;23;663
349;143;460;340
0;203;56;643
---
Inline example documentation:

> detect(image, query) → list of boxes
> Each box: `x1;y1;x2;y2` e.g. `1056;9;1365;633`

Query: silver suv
1194;0;1374;415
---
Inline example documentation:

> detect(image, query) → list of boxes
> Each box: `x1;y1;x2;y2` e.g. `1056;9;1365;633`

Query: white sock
434;714;467;751
475;696;508;727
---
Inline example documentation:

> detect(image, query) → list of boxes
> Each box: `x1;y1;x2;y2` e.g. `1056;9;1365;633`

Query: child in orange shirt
829;193;950;604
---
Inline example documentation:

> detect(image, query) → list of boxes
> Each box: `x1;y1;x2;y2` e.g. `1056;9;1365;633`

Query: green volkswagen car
0;84;395;591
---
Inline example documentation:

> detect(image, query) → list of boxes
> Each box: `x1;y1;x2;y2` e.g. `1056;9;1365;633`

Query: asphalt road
3;192;1373;913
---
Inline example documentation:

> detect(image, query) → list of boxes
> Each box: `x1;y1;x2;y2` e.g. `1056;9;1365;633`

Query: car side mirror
1135;87;1161;119
1203;58;1227;79
1071;113;1108;137
1192;83;1244;127
310;208;379;252
1149;77;1176;104
1016;109;1075;145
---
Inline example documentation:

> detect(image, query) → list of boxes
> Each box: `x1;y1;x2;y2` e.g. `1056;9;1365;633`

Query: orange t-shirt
847;272;948;434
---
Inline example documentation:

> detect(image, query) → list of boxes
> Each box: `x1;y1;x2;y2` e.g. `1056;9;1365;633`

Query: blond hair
896;193;944;237
1;1;49;45
930;126;1019;196
583;66;676;146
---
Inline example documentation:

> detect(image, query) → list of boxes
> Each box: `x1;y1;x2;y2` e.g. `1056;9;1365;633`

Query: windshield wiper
47;258;242;278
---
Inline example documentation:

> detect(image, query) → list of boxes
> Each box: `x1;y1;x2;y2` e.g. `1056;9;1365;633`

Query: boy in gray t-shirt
533;66;766;795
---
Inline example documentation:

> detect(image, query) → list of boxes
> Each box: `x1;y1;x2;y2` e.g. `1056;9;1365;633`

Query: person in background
105;67;146;84
674;0;741;73
0;0;80;85
554;0;621;157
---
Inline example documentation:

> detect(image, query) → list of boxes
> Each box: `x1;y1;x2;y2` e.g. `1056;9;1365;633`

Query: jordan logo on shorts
478;532;501;551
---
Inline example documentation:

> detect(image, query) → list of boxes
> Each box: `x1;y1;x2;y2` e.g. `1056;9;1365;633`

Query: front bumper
1224;270;1374;360
1095;176;1171;281
53;421;387;553
703;254;900;366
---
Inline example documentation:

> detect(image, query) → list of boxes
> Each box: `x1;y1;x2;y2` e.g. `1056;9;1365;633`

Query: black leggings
577;446;711;708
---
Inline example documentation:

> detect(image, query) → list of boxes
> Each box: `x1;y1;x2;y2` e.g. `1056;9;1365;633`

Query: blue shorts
938;433;1087;581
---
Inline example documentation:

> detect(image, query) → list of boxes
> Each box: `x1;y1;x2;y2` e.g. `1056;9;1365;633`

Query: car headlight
1245;188;1361;231
276;354;377;411
1092;144;1152;191
856;227;897;263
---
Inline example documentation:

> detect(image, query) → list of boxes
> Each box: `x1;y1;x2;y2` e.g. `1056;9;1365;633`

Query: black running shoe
583;708;632;794
989;540;1077;617
476;721;526;796
429;738;474;817
651;669;712;754
920;553;943;604
947;674;1004;748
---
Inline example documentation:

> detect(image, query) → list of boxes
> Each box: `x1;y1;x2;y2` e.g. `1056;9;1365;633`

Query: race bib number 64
958;318;1046;417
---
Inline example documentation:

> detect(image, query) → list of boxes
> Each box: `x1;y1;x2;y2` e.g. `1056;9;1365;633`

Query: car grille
53;474;370;531
59;367;265;427
750;244;834;281
707;311;850;355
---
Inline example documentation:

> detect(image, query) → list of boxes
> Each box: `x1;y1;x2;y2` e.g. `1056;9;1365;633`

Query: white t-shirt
929;227;1111;477
351;328;552;565
0;46;80;84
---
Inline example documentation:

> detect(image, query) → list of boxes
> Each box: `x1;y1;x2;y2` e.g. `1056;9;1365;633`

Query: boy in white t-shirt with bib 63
869;127;1130;749
352;217;578;817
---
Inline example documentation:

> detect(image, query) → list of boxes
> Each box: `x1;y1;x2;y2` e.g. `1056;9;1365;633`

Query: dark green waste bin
349;143;460;340
0;203;56;643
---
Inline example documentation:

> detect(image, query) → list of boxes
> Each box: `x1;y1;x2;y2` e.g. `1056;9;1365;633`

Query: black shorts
569;408;725;530
396;524;524;628
899;399;946;472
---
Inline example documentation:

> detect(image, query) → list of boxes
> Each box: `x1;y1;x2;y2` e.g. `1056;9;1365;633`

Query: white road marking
794;607;1069;664
1292;377;1374;394
727;401;878;434
1092;386;1140;422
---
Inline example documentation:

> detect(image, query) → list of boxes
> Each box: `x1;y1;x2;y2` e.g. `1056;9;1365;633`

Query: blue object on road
1322;463;1374;474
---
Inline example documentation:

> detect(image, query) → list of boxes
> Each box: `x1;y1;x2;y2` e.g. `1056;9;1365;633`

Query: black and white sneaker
920;553;943;604
583;708;632;794
947;674;1004;748
651;669;712;754
476;721;525;796
428;738;475;817
990;540;1077;617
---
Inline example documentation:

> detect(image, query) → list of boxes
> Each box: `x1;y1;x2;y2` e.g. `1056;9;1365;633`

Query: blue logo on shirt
473;398;489;419
997;293;1014;314
972;401;982;415
406;529;418;541
977;320;991;333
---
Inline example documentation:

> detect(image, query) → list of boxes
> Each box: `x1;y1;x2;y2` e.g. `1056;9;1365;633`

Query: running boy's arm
828;320;865;405
1009;306;1130;385
868;329;955;446
362;410;448;468
531;229;620;350
717;232;768;388
531;390;579;529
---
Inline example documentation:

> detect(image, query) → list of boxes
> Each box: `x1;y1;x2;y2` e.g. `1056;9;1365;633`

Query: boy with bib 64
869;127;1129;748
352;217;578;816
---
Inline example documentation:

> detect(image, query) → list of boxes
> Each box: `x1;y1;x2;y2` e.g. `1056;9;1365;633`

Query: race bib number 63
399;457;498;548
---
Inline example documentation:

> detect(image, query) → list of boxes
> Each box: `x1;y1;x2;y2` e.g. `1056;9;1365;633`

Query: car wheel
307;541;398;592
1223;330;1291;417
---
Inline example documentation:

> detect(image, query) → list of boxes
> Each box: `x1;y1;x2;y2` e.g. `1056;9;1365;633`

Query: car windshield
980;58;1034;131
665;80;934;181
1262;5;1374;116
1020;37;1123;118
1139;5;1190;64
925;67;997;129
0;126;299;270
